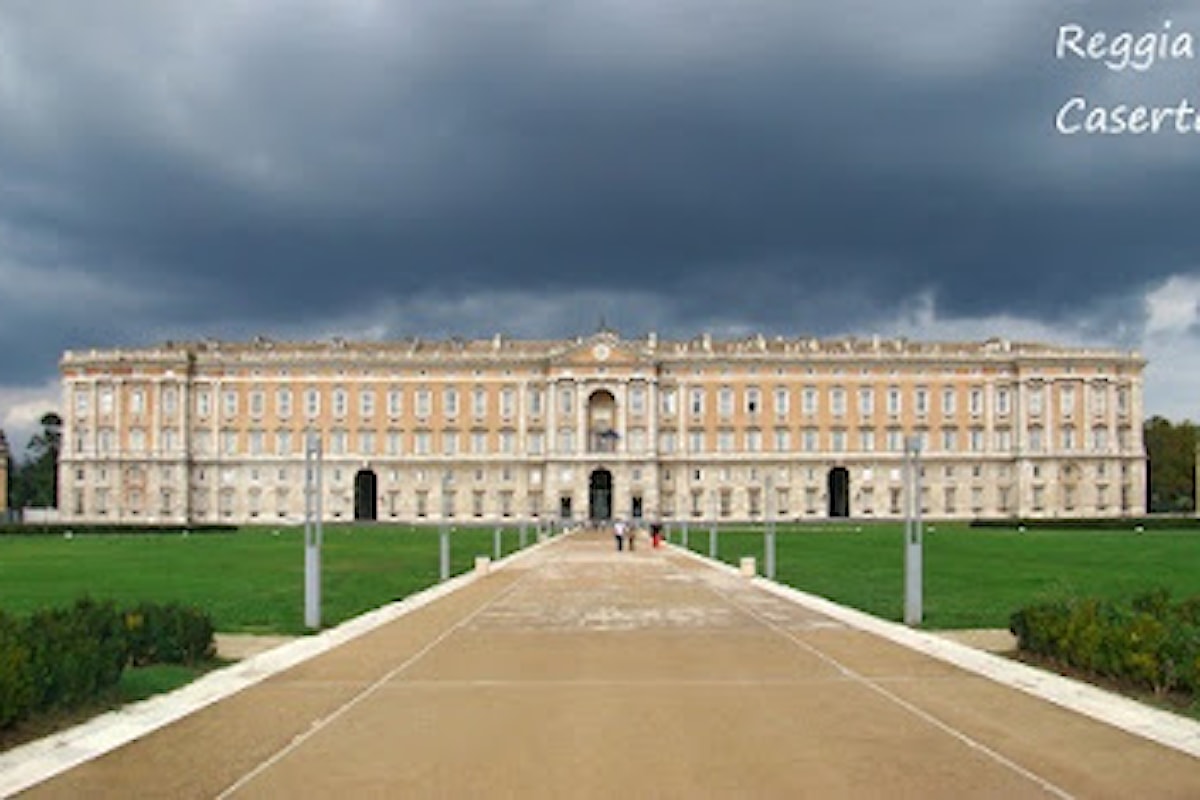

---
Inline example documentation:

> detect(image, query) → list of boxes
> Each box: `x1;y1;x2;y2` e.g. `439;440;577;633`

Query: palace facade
57;331;1146;525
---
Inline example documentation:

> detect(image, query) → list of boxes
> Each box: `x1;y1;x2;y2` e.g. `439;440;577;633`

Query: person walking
614;519;625;551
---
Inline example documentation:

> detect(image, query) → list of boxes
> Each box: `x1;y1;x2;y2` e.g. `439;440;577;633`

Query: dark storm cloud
2;0;1200;421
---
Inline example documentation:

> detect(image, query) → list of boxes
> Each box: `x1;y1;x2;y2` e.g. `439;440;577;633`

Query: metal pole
709;489;718;558
520;520;527;549
494;526;502;560
304;431;322;630
765;473;776;580
682;519;689;549
904;436;924;626
440;471;451;581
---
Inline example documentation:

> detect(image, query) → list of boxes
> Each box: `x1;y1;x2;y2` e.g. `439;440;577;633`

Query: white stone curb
0;533;562;798
670;543;1200;759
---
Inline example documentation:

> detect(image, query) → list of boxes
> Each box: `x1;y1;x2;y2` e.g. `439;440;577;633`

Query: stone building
57;331;1146;525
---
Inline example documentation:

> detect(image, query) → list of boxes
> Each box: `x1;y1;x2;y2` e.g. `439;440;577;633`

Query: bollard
740;556;756;577
474;556;491;575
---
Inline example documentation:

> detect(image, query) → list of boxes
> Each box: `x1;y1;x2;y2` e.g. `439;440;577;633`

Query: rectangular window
361;390;376;418
472;387;487;419
388;389;403;417
887;387;902;416
1028;387;1043;415
528;431;544;455
802;428;817;452
415;431;431;455
223;390;238;418
802;386;818;415
442;431;459;455
501;387;515;418
1060;385;1075;417
659;430;677;453
689;388;705;416
249;429;264;455
387;430;402;455
746;387;761;415
661;388;678;415
718;387;734;417
774;387;789;417
688;429;705;453
942;387;956;416
559;387;573;415
359;431;375;455
996;387;1011;415
444;388;459;418
305;388;320;418
100;385;115;414
718;430;734;453
774;428;791;452
276;388;292;418
416;389;431;418
130;388;145;415
831;429;846;452
858;429;875;452
630;385;646;415
500;429;515;454
915;387;929;416
528;386;544;416
472;431;487;454
969;387;983;416
858;387;874;417
746;429;762;452
277;430;292;456
75;388;90;415
830;387;846;416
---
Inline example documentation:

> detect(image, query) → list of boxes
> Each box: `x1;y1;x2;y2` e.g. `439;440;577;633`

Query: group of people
612;520;665;551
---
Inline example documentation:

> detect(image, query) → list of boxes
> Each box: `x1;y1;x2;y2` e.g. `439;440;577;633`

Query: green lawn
0;524;539;634
3;522;1197;635
672;522;1200;629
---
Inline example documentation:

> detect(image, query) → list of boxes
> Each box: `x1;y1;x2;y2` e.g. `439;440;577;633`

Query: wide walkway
15;533;1200;798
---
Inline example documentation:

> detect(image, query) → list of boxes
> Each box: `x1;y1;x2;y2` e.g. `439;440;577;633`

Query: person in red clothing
651;522;664;548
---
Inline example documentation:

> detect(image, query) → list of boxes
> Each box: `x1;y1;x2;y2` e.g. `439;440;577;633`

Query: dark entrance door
589;468;613;521
827;467;850;518
354;469;378;521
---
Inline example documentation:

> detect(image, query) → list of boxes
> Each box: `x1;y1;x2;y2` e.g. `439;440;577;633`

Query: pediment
551;333;645;368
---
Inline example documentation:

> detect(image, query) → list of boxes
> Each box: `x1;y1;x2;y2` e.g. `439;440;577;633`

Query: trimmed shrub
1011;590;1200;698
24;598;127;712
0;598;216;731
0;611;35;728
124;602;216;667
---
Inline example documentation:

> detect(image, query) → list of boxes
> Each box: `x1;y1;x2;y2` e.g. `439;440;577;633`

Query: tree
1144;416;1197;513
10;412;62;509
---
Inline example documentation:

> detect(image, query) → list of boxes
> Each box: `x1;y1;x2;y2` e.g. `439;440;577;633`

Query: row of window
73;421;1135;458
73;380;1135;422
73;480;1136;520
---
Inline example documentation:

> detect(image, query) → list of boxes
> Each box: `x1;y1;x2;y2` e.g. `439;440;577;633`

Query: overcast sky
3;1;1200;453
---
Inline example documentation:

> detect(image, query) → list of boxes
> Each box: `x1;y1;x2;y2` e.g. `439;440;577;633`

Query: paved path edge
670;543;1200;759
0;534;563;798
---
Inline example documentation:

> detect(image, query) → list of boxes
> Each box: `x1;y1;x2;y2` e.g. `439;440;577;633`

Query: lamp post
440;470;452;581
904;435;924;626
765;472;776;580
303;431;323;630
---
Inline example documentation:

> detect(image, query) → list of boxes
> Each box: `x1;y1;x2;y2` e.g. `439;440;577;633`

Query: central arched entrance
828;467;850;518
589;468;613;522
354;469;378;521
588;390;618;453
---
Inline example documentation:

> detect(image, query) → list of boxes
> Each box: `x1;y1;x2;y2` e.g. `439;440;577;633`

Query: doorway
354;469;378;521
589;468;613;521
827;467;850;518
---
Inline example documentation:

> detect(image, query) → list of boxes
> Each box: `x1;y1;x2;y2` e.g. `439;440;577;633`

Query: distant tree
1144;416;1197;513
11;412;63;508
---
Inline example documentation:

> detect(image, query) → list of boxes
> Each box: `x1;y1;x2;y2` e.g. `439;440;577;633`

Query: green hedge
0;524;237;536
1010;589;1200;696
0;599;216;730
972;517;1200;530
